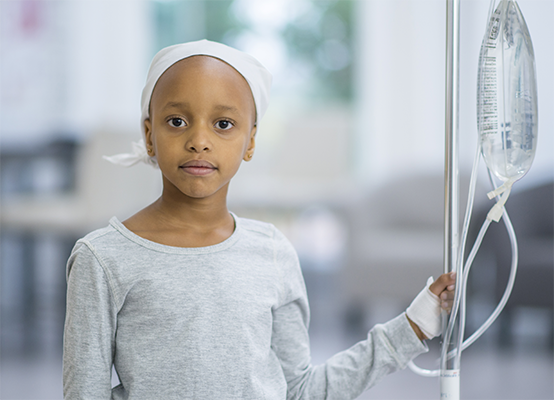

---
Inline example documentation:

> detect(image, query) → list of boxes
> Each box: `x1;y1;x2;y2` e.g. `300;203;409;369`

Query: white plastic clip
486;178;514;222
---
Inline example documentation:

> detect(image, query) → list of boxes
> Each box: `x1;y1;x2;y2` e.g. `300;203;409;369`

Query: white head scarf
103;39;272;167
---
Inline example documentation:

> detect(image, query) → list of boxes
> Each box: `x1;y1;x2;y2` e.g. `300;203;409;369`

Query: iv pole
444;0;460;277
442;0;460;398
433;2;535;397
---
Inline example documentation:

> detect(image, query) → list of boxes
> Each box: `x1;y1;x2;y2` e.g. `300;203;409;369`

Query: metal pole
441;0;461;398
444;0;460;281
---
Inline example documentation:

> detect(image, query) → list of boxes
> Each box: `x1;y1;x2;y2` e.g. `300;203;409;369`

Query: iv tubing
442;143;482;368
457;175;519;352
409;122;520;374
409;177;520;376
444;0;497;348
455;217;492;361
409;139;481;377
445;0;498;351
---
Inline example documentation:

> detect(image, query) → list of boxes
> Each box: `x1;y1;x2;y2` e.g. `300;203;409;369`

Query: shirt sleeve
63;241;118;400
270;231;428;400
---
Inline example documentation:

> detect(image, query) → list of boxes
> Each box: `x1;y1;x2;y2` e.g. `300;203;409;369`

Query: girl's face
145;56;257;202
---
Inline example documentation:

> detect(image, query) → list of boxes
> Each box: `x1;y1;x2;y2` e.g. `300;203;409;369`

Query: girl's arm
270;231;427;400
272;300;426;400
63;242;117;399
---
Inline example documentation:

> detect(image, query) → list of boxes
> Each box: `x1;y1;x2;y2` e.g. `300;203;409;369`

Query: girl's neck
153;191;231;232
123;184;235;248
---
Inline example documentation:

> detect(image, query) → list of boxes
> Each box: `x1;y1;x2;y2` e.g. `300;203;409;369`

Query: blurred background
0;0;552;399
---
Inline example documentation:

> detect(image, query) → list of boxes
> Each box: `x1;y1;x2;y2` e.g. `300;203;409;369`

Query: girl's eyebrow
214;104;241;115
162;101;189;110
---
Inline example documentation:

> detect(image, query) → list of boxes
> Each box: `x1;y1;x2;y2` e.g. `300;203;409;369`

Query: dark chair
467;181;553;347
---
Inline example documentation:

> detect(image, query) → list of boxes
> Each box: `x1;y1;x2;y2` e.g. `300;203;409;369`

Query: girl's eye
215;120;233;130
168;118;186;128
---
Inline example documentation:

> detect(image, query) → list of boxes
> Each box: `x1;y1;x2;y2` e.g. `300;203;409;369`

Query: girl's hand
406;272;456;341
429;272;456;313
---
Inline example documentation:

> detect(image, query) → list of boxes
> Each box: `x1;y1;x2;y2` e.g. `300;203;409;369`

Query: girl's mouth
179;160;216;176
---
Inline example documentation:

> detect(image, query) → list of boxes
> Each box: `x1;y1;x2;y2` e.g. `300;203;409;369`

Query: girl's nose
185;124;212;153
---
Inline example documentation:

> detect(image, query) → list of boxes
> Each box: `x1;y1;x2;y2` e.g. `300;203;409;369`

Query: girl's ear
243;125;257;162
144;119;155;156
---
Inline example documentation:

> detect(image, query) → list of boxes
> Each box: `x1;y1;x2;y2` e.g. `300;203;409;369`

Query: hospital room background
0;1;552;399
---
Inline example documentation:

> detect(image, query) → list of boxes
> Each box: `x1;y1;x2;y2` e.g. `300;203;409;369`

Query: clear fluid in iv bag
477;0;538;183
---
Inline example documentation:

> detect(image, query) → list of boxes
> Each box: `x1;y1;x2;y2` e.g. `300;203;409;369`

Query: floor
2;328;552;400
309;324;554;400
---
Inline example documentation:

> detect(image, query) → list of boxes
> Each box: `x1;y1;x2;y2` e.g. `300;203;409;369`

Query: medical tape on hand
406;277;442;339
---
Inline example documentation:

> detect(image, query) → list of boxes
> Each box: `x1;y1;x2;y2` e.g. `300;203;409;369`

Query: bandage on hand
406;277;442;339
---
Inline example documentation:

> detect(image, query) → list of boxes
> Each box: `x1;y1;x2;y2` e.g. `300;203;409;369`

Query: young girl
63;39;455;399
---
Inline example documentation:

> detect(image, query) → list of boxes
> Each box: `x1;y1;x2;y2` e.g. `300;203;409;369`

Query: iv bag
477;0;538;183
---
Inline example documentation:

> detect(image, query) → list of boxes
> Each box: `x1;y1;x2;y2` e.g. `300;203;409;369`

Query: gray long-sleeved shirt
63;215;427;399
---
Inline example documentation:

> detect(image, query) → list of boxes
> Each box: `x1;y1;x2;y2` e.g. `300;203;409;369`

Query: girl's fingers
441;291;454;301
429;272;456;296
440;287;455;311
